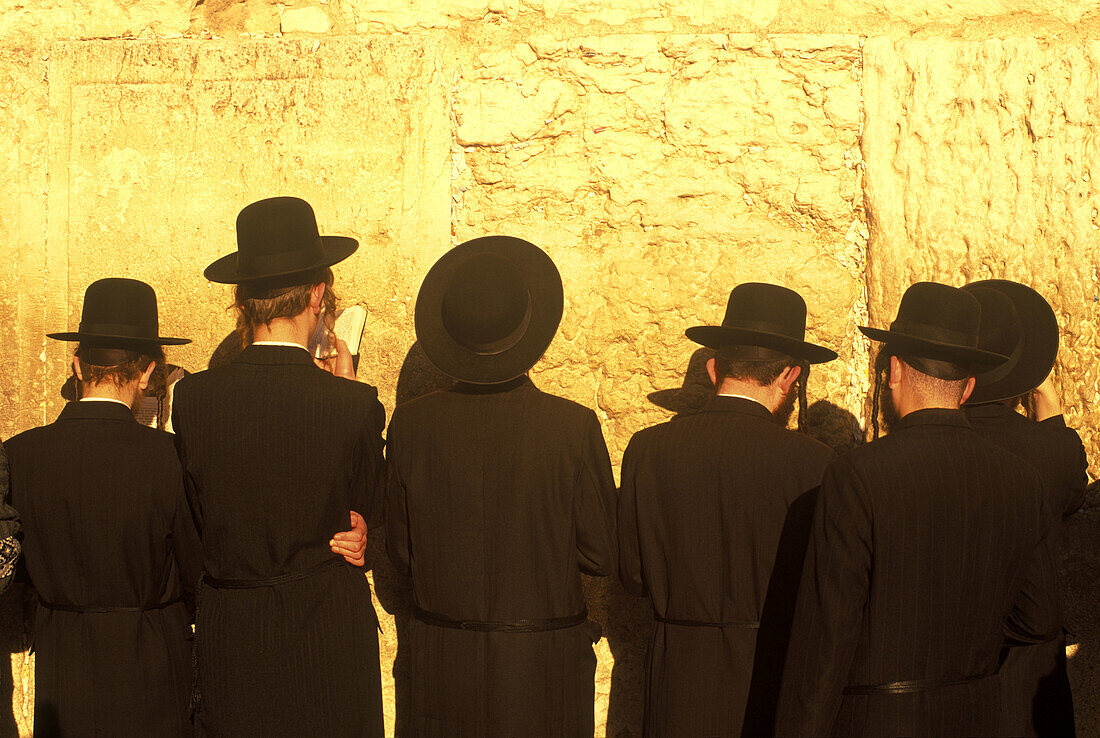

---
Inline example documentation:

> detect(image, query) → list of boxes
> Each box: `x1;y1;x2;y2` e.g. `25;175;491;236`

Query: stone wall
0;2;1097;736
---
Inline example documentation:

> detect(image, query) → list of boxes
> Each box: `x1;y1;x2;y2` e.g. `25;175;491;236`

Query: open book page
311;306;367;359
135;366;187;431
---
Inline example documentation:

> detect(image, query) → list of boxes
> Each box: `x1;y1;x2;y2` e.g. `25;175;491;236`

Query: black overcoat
0;441;22;592
384;377;616;738
776;409;1061;737
965;403;1088;737
172;344;386;737
5;400;202;738
618;395;833;737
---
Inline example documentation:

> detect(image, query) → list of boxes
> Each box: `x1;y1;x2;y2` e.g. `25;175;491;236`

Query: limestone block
0;47;49;456
35;36;451;734
280;5;333;34
862;37;1100;478
0;0;191;46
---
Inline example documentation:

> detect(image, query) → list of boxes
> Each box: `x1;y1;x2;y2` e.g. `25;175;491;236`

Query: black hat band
77;321;159;340
887;319;975;348
236;239;326;279
717;345;792;362
728;316;804;339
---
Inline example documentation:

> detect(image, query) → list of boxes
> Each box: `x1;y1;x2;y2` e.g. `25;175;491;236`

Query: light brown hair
233;267;336;349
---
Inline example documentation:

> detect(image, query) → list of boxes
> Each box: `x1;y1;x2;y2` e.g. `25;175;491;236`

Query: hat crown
79;277;160;336
967;286;1021;356
441;253;532;354
889;282;981;347
234;196;326;278
721;282;808;341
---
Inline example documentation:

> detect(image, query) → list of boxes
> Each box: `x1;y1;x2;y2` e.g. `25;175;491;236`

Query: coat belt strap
203;556;344;589
38;596;183;614
413;605;587;632
843;669;998;695
654;614;759;629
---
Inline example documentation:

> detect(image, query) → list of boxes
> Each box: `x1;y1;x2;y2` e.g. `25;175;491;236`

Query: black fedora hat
859;282;1008;373
962;280;1058;405
47;278;190;346
204;196;358;284
415;236;563;385
685;283;837;364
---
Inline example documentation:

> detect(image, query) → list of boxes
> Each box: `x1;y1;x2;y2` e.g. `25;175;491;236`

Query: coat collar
451;375;534;395
234;343;317;367
889;407;972;432
56;400;137;424
698;394;777;422
962;402;1018;420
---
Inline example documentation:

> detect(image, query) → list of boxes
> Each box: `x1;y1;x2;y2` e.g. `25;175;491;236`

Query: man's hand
315;339;357;381
330;510;367;567
1027;373;1062;422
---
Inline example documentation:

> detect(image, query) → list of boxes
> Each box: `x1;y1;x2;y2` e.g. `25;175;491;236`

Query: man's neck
81;383;138;409
716;378;776;413
253;315;313;348
896;395;960;419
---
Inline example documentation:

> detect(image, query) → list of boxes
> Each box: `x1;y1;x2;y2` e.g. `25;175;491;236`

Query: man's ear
777;364;802;394
889;355;904;389
706;357;718;388
959;375;977;404
72;355;84;382
137;360;158;393
310;282;326;313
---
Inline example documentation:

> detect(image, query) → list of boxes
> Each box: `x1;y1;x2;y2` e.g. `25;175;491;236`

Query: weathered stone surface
280;5;333;34
454;34;867;469
862;37;1100;479
0;0;190;46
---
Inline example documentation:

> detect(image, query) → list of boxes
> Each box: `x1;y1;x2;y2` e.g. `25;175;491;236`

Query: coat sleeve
383;412;412;577
170;471;203;611
1040;416;1089;518
170;381;204;534
351;386;387;530
616;433;645;596
775;457;872;736
574;411;617;578
1004;491;1062;645
0;442;21;595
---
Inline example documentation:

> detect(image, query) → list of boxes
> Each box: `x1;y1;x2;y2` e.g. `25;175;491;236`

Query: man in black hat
617;282;836;737
4;277;202;737
384;235;616;737
776;282;1062;736
961;280;1087;736
171;196;386;736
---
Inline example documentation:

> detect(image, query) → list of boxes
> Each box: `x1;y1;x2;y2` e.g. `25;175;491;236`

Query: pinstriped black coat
776;409;1061;737
172;344;386;737
384;377;616;738
5;400;202;738
618;395;834;738
965;403;1088;737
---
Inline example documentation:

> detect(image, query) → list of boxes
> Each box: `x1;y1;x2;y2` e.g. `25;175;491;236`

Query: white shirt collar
252;340;309;351
717;392;770;411
78;397;132;408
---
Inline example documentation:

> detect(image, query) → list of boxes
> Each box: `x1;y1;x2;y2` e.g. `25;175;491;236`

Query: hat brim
685;325;837;364
415;236;563;385
859;326;1008;371
203;236;358;284
963;280;1059;405
47;331;191;346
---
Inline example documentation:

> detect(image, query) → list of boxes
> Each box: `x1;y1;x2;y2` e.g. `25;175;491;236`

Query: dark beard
774;386;798;427
879;379;901;433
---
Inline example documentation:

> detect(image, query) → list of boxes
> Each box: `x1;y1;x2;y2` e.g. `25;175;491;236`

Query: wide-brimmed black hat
415;236;563;385
859;282;1008;374
47;278;190;346
962;280;1058;404
685;283;837;364
204;196;358;284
